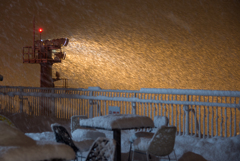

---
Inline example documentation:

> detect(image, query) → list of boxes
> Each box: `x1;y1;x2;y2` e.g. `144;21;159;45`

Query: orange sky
0;0;240;90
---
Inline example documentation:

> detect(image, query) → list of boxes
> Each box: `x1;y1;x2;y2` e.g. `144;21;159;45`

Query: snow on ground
25;129;240;161
1;112;240;161
174;134;240;161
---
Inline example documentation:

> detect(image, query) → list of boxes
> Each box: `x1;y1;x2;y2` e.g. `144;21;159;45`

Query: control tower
22;18;69;116
22;18;69;88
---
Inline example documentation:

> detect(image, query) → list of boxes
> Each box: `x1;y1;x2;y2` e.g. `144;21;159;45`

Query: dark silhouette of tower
22;18;68;87
22;18;69;115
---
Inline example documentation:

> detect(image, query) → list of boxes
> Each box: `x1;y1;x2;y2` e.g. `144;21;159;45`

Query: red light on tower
39;28;43;40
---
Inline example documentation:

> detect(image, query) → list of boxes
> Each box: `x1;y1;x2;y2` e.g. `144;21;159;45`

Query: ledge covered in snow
0;122;75;161
80;114;154;130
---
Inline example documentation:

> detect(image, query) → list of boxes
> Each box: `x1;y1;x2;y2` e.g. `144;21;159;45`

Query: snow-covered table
80;114;154;161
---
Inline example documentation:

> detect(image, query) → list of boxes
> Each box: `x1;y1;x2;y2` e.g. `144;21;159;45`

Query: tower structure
22;18;69;116
22;18;69;87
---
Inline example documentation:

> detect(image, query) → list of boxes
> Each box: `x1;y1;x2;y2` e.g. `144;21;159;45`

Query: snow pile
72;128;106;142
96;129;240;161
0;122;75;161
23;128;240;161
129;131;154;143
25;132;55;143
0;143;75;161
175;135;240;161
80;114;154;129
1;115;240;161
0;122;36;146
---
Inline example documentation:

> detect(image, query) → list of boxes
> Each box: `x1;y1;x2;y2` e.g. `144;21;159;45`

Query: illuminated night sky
0;0;240;90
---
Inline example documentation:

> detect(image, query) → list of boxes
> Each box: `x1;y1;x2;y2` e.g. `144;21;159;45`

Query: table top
80;114;154;130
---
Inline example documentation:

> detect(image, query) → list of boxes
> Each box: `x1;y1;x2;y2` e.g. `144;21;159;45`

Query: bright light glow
39;28;43;33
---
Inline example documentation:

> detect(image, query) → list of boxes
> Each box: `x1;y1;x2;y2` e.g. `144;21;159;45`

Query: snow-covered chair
71;115;106;141
128;115;169;160
131;126;177;161
51;123;95;161
71;115;88;133
85;137;116;161
154;115;169;128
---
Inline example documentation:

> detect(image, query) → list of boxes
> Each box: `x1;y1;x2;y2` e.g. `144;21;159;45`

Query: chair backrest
71;115;88;133
154;116;169;128
147;126;176;156
51;123;79;153
85;137;116;161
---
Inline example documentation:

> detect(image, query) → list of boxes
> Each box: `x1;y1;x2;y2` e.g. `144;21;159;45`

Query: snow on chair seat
129;131;154;143
71;115;106;141
72;128;106;142
129;116;168;150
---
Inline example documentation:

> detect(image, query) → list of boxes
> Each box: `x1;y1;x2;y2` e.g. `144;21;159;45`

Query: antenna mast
33;16;35;58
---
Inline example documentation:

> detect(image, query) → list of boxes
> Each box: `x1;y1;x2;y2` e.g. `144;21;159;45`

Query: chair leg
128;142;132;161
146;152;150;161
149;154;151;159
131;150;134;161
173;149;178;161
168;155;170;161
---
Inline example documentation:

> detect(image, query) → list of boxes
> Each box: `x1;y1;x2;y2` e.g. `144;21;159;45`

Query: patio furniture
80;114;154;161
154;115;169;128
51;123;95;161
128;115;169;160
71;115;88;133
85;137;116;161
131;126;178;161
71;115;106;141
0;122;75;161
138;115;169;133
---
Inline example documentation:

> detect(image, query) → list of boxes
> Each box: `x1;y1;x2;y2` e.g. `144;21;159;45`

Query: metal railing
0;85;239;138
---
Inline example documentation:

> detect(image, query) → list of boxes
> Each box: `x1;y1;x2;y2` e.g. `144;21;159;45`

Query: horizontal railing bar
0;86;84;91
1;86;240;97
1;91;240;108
1;85;239;138
140;88;240;97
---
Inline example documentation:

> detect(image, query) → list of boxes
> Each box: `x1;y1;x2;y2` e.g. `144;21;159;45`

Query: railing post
51;88;55;117
184;95;189;135
19;87;23;113
132;93;136;115
89;91;93;118
132;102;136;115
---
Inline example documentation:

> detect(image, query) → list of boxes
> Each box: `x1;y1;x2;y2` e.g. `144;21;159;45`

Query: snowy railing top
1;86;240;108
1;86;240;96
